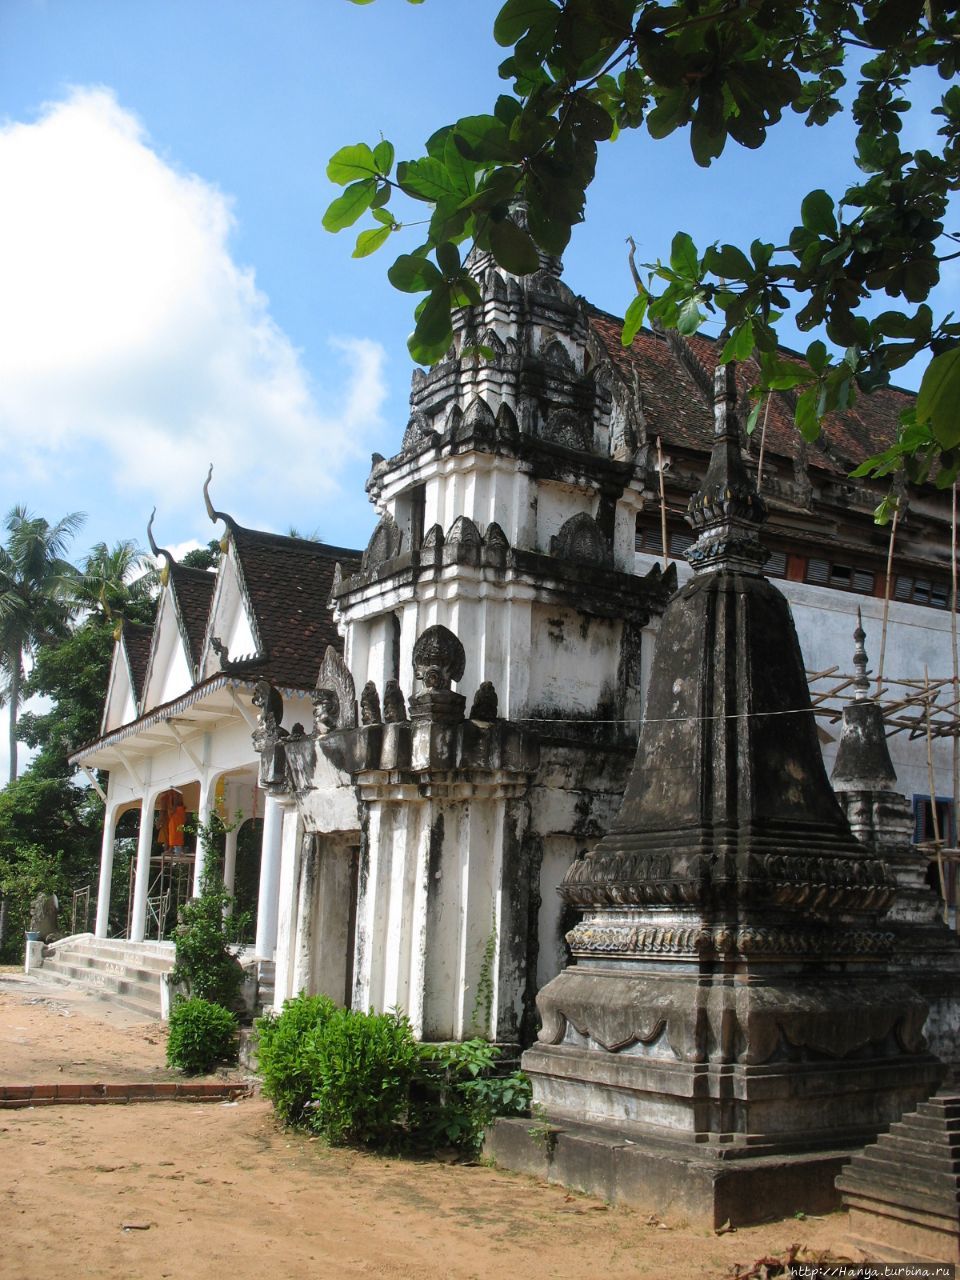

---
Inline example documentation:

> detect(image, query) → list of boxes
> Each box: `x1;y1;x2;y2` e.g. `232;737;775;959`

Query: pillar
192;774;215;896
254;795;284;960
94;805;120;938
223;824;239;898
129;791;158;943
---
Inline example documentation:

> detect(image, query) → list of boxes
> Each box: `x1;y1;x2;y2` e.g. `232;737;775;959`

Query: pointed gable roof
120;621;153;705
168;563;216;672
227;527;361;689
587;306;911;478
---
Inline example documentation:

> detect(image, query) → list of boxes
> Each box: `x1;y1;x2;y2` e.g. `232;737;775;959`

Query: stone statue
29;892;59;941
312;688;340;735
470;681;499;722
360;681;382;726
251;679;286;752
412;624;466;692
313;646;357;732
383;680;408;723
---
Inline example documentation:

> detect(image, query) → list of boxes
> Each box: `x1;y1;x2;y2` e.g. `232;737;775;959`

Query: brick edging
0;1081;254;1108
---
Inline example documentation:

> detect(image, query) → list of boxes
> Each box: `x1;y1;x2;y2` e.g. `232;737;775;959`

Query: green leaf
677;294;703;336
373;140;395;175
451;115;514;162
745;399;764;435
806;340;828;375
917;347;960;448
794;387;822;441
408;285;454;365
647;87;687;140
622;291;648;346
720;321;755;363
397;157;471;202
703;243;752;280
327;143;378;185
494;0;558;46
353;226;392;258
388;254;444;294
800;189;837;237
442;133;477;199
489;218;540;275
669;232;699;281
322;179;376;232
436;242;461;276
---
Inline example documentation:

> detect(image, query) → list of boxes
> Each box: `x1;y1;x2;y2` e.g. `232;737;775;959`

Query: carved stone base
486;1115;856;1228
523;1040;941;1155
523;959;941;1171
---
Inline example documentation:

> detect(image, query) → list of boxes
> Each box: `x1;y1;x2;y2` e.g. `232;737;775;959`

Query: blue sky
0;0;949;567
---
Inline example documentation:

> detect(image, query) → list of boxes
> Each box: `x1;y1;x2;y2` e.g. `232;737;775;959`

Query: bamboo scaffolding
876;503;900;697
925;666;949;923
656;435;669;571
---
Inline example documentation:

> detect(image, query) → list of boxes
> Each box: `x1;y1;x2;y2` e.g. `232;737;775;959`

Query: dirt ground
0;966;861;1280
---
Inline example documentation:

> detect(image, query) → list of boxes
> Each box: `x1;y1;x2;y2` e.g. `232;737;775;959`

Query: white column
129;791;158;943
94;805;120;938
223;825;239;898
272;803;304;1009
254;796;284;959
192;774;215;896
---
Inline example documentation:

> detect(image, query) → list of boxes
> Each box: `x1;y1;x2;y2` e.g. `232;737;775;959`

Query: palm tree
75;539;157;625
0;507;85;783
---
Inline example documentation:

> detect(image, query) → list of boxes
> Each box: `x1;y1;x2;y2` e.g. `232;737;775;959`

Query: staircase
37;934;175;1019
837;1091;960;1263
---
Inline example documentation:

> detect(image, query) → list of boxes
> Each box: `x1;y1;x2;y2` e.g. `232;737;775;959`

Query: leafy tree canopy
181;540;222;572
329;0;960;497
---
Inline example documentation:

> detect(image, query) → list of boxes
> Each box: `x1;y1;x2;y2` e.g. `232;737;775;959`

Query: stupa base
488;1116;862;1229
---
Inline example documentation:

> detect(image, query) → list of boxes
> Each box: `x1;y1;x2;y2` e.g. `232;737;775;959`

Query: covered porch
71;674;313;966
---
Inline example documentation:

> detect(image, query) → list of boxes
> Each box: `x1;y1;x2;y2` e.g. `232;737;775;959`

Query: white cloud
0;88;386;511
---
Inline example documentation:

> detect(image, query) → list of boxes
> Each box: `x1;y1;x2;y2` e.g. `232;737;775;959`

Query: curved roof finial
203;464;238;532
146;507;175;569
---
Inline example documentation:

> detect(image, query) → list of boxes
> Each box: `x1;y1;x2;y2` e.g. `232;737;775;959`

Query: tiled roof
169;564;216;670
121;622;153;705
588;307;914;478
231;528;361;689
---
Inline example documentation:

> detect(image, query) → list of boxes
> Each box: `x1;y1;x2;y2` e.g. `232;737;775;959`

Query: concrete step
36;935;176;1020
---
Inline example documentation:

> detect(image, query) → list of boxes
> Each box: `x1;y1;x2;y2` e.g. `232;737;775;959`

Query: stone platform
486;1115;853;1228
837;1092;960;1263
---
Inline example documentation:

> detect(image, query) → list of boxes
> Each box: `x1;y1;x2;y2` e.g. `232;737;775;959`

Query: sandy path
0;968;242;1085
0;967;859;1280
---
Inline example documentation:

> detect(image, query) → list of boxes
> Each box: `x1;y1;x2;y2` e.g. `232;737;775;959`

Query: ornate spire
685;362;767;574
853;607;871;700
832;612;898;793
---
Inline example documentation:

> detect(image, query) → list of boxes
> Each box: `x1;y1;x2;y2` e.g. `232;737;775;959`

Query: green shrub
256;993;338;1125
412;1039;531;1157
303;1006;420;1147
166;997;238;1074
170;856;243;1010
256;995;531;1156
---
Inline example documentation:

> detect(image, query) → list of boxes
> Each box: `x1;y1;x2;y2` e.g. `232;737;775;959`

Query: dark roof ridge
169;562;218;582
583;302;917;400
229;524;361;559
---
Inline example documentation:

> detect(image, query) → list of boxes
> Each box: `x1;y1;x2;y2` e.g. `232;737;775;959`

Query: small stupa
490;363;941;1226
831;614;960;1066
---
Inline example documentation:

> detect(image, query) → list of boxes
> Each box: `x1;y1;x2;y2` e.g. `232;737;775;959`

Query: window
805;558;875;594
914;794;957;909
913;794;955;846
634;522;693;557
766;550;787;578
896;575;951;610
